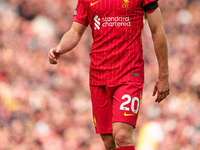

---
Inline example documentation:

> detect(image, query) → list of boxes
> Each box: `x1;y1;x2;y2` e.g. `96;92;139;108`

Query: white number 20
120;94;140;114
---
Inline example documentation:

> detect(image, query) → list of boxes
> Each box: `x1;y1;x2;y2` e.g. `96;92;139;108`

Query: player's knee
101;134;116;150
113;129;133;147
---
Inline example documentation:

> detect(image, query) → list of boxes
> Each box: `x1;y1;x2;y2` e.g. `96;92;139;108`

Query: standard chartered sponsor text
102;16;131;27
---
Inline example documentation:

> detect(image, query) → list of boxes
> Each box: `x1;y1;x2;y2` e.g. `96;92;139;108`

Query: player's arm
48;22;87;64
146;8;170;103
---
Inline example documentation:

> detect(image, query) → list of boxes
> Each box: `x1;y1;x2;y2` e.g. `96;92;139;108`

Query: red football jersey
73;0;157;85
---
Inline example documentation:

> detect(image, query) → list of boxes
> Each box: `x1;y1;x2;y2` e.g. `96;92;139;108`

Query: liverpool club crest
122;0;129;8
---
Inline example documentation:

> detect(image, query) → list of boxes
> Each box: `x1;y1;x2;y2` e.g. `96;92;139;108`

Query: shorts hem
95;128;112;134
112;120;136;129
89;80;144;86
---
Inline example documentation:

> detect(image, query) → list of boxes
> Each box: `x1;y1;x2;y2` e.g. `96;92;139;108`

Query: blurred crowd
0;0;199;150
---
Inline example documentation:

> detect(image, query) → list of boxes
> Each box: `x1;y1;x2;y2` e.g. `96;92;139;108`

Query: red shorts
90;82;143;134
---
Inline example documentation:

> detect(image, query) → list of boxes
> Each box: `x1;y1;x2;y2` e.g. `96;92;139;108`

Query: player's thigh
112;82;144;128
90;86;113;134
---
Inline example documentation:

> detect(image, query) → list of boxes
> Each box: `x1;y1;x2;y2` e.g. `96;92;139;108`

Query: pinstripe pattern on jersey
73;0;157;85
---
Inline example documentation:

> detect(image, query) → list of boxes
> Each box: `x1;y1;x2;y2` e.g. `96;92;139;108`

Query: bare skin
146;8;170;103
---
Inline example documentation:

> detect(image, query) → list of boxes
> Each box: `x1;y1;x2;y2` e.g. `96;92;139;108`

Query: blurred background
0;0;199;150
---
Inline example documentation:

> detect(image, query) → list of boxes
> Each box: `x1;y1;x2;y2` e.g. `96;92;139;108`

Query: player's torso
83;0;145;85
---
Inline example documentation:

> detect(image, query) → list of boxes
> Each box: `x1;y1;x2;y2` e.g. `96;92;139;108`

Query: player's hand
48;47;62;64
153;77;170;103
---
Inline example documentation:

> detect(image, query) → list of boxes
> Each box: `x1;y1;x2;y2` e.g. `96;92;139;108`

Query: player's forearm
56;22;86;54
152;27;169;79
57;29;82;54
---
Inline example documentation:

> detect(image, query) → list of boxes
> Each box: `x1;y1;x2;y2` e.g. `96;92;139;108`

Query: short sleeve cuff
143;1;158;13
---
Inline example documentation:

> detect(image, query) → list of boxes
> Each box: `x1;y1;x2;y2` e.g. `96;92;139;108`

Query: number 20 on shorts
120;94;140;114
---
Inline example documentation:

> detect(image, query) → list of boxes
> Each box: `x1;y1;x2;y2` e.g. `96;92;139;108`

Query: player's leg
111;82;143;149
90;85;115;150
100;134;116;150
113;122;135;149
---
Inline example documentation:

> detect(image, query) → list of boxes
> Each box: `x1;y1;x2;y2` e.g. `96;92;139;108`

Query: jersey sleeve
143;0;159;13
73;0;88;26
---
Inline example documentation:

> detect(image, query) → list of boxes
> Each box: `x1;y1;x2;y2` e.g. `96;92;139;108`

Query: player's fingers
155;90;164;102
48;56;56;64
49;58;57;64
159;92;165;103
152;85;157;96
161;90;169;102
48;53;55;62
48;48;57;59
155;92;161;103
162;89;170;99
157;90;169;103
166;89;170;96
164;90;169;98
48;51;57;64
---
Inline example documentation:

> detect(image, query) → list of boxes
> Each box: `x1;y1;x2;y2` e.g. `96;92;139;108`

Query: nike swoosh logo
124;112;134;116
90;0;100;6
